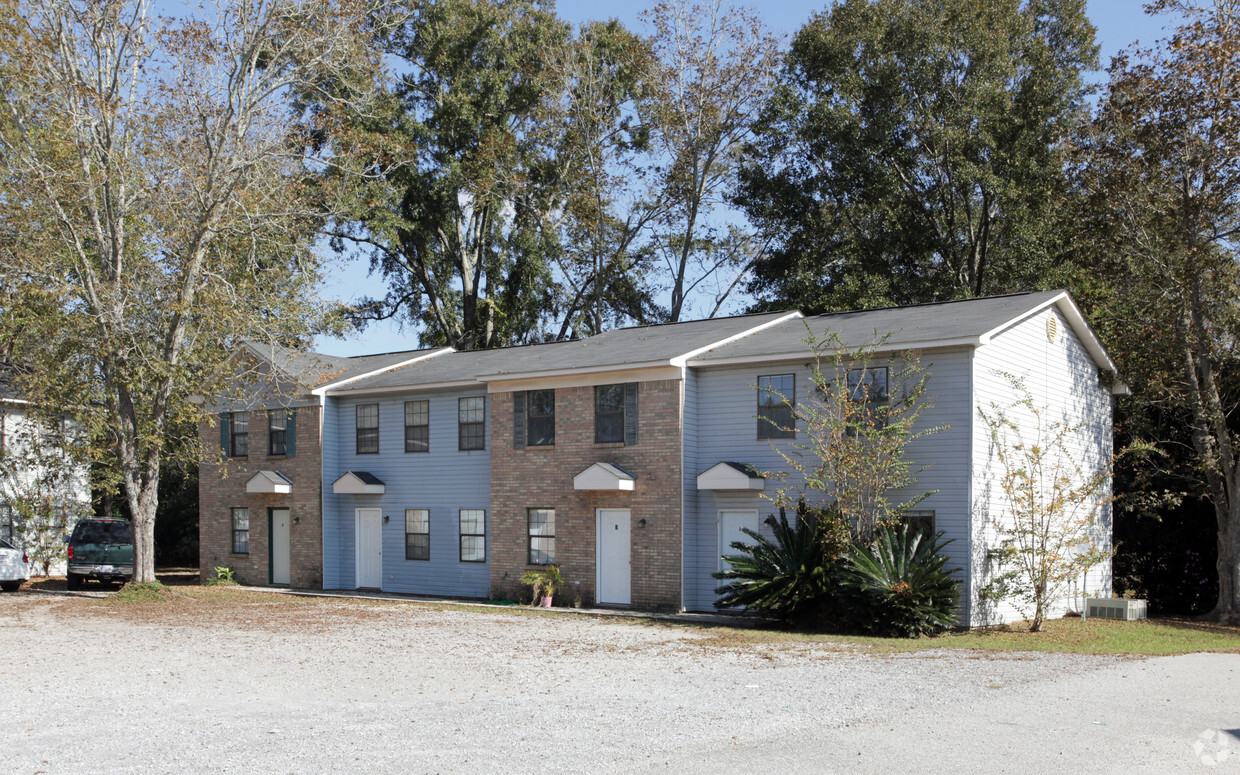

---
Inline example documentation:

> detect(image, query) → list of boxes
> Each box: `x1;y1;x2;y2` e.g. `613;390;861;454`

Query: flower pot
541;596;553;608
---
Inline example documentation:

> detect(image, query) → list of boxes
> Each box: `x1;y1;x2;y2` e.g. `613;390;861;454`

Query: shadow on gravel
15;568;199;595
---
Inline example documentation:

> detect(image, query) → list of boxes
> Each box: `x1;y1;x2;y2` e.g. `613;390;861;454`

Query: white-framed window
459;509;486;563
757;374;795;439
232;508;250;554
405;400;429;453
458;397;485;451
405;509;429;561
528;508;554;564
904;509;936;539
230;412;249;457
356;404;379;454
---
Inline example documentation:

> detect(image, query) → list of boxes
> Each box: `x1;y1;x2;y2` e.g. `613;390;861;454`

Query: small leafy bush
520;564;563;605
207;566;238;586
713;505;845;627
841;524;960;637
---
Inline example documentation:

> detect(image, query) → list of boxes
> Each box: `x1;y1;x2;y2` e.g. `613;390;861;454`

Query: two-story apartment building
200;291;1122;625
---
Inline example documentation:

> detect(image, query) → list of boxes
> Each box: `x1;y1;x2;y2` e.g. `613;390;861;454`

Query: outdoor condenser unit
1084;597;1148;621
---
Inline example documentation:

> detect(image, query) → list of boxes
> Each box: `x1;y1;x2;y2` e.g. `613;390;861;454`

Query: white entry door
718;510;760;572
596;508;631;605
355;508;383;589
270;508;291;585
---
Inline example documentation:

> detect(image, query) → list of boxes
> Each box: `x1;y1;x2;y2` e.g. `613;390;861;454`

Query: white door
270;508;291;586
596;508;631;605
718;510;760;572
355;508;383;589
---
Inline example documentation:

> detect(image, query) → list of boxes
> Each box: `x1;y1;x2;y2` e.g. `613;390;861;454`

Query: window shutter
623;382;638;445
512;391;526;449
285;409;296;457
219;413;230;455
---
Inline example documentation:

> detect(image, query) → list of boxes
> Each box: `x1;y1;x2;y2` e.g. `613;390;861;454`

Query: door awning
573;462;636;491
332;471;386;495
697;462;765;491
246;470;293;495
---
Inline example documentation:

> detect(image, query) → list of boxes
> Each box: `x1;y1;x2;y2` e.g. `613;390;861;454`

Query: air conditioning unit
1084;597;1147;621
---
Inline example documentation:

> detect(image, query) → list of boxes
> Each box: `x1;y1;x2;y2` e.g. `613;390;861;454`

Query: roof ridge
808;290;1061;319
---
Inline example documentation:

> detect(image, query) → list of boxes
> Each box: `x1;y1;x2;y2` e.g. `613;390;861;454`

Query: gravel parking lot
1;589;1237;774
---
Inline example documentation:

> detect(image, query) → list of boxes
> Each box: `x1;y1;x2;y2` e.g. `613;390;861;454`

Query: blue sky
313;0;1179;357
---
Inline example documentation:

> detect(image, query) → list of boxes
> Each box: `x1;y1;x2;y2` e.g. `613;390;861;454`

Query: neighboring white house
0;368;92;575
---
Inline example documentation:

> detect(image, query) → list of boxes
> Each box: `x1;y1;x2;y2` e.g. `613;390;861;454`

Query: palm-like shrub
842;524;960;637
713;505;842;626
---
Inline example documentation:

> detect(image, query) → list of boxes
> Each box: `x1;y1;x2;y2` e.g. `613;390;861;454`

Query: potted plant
520;565;563;608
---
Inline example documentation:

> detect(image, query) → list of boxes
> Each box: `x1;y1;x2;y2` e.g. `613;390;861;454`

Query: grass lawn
682;615;1240;657
59;583;1240;658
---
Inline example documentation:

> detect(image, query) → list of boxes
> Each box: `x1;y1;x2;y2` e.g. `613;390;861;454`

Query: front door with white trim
355;508;383;589
718;510;760;572
270;508;291;585
596;508;631;605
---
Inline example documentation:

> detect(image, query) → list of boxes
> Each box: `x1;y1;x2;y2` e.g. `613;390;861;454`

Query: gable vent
1046;314;1059;343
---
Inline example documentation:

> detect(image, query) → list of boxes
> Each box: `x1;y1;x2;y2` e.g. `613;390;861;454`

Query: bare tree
0;0;366;582
644;0;781;321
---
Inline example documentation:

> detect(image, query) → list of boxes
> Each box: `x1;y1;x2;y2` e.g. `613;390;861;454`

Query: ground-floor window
459;509;485;563
904;510;936;538
405;509;430;561
528;508;554;564
232;508;250;554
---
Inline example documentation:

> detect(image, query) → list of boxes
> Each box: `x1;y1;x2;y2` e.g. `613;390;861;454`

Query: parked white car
0;538;30;592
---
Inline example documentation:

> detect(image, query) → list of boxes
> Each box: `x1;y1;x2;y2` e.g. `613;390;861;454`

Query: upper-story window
847;366;889;430
268;410;288;456
230;411;250;456
458;396;485;451
594;384;637;444
405;400;429;453
356;404;379;454
757;375;795;439
527;389;555;446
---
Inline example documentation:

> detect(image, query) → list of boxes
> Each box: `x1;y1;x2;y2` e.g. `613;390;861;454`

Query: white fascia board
311;348;455;395
669;312;804;367
324;379;481;397
976;291;1121;375
684;337;982;368
476;359;673;384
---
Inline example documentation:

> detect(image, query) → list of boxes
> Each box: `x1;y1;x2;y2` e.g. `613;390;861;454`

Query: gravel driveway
1;590;1237;774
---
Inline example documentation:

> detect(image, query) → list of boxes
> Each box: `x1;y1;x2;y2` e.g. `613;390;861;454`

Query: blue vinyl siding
683;349;975;612
323;387;491;597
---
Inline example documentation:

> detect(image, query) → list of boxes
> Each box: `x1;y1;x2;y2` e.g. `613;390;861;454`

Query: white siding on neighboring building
970;306;1114;626
0;401;91;575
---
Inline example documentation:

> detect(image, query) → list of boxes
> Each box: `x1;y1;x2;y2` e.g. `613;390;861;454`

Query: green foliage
112;581;168;603
767;332;945;541
713;505;846;626
1075;0;1240;624
520;564;564;604
207;567;237;586
841;525;960;638
736;0;1098;312
977;377;1113;631
311;0;572;349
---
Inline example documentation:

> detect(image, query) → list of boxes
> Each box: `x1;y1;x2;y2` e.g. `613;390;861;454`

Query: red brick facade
198;406;323;588
489;380;684;610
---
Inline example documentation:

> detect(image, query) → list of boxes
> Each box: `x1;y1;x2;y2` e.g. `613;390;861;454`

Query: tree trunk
131;502;157;584
1212;508;1239;624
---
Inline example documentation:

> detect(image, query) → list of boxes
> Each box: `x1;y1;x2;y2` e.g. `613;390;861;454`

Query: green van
66;518;134;590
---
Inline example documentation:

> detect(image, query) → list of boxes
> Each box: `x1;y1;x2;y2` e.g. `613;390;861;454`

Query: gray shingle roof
331;311;796;392
689;291;1069;362
241;340;439;389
